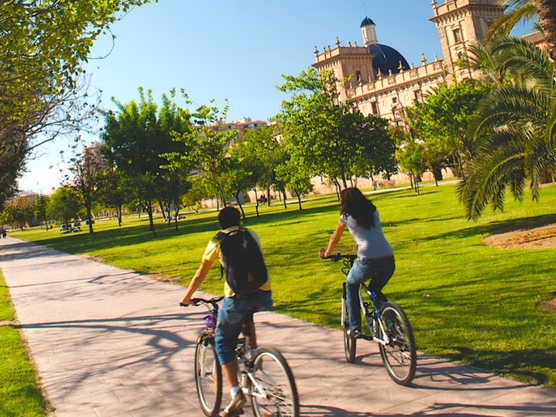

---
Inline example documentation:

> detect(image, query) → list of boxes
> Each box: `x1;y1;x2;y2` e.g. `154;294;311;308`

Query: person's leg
346;261;367;332
246;291;272;351
215;297;245;405
368;258;395;310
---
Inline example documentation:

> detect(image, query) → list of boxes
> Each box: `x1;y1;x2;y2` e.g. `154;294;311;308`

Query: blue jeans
215;291;272;365
346;257;395;332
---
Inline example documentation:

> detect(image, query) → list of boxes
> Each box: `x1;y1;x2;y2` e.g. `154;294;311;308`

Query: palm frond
485;3;537;42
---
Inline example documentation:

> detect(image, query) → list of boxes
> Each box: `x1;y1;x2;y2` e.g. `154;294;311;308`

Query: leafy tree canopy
1;0;156;120
276;68;396;189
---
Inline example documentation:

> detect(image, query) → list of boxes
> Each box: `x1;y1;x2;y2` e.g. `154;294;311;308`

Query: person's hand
319;248;327;258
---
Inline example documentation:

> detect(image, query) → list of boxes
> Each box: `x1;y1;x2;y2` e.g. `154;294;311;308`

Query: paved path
1;237;555;417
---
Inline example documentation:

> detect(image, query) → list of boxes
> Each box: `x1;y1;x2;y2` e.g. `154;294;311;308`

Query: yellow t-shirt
203;226;271;297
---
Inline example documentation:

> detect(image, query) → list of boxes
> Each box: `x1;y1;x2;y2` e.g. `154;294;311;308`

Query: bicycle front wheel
194;331;222;416
342;294;356;363
250;347;299;417
378;301;416;386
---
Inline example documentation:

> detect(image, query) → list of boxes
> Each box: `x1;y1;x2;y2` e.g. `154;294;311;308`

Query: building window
453;28;462;43
371;102;379;116
392;97;398;104
414;90;421;101
356;71;362;82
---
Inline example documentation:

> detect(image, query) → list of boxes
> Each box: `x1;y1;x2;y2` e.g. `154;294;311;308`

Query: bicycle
324;254;416;386
185;297;300;417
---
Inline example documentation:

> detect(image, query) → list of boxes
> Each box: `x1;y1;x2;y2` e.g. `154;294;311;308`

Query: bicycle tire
342;294;356;363
194;331;223;416
378;301;416;386
250;347;299;417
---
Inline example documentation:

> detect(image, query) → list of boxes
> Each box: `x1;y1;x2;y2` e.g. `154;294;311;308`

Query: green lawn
0;273;47;416
9;182;556;389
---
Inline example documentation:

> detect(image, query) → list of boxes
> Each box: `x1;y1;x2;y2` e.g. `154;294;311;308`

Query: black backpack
215;227;268;295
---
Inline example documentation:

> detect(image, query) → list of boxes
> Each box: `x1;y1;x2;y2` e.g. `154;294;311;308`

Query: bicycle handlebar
322;253;358;262
179;296;224;308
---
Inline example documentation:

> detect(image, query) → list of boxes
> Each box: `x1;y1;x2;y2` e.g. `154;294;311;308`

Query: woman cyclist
319;187;394;338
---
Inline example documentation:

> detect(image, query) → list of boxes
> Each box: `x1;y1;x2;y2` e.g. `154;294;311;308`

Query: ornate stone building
312;0;505;124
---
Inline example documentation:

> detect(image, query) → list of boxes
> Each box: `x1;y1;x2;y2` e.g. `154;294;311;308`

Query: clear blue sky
19;0;535;193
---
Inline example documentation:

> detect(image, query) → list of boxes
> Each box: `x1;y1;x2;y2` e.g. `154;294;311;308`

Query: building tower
430;0;504;77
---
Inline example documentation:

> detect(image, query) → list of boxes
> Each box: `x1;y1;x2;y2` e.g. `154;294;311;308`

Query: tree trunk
296;193;303;210
282;187;287;209
333;179;341;201
173;207;180;231
87;206;94;234
253;189;260;217
534;0;556;73
234;191;246;219
159;200;167;220
146;201;157;237
118;206;122;227
267;188;271;206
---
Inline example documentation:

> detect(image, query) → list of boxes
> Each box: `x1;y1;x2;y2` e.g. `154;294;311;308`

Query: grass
10;183;556;389
0;272;47;416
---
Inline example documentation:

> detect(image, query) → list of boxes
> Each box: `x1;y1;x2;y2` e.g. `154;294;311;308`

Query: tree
62;139;108;233
398;141;426;195
1;1;155;120
277;68;396;189
407;80;491;178
486;1;556;73
534;0;556;72
275;158;314;210
235;126;288;212
46;187;82;229
33;194;50;231
98;168;127;227
0;195;35;230
101;88;192;236
0;1;154;205
459;36;556;220
165;101;237;209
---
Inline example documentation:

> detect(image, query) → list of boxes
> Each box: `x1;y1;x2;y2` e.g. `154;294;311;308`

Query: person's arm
180;259;214;305
319;222;346;258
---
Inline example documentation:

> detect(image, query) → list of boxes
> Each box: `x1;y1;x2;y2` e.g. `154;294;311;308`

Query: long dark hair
340;187;376;229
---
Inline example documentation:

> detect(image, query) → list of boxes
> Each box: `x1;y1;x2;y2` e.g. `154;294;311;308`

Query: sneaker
222;390;246;417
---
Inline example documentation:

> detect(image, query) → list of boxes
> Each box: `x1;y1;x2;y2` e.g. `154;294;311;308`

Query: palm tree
534;0;556;71
486;0;556;73
459;36;556;220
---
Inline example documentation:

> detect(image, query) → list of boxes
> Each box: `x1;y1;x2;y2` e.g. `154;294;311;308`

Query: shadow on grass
444;345;556;386
411;214;556;244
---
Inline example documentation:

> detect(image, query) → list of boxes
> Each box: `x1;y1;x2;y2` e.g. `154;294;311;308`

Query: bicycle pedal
221;408;244;417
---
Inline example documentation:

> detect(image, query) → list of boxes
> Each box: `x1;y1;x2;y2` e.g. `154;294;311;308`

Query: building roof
368;43;410;76
360;17;375;27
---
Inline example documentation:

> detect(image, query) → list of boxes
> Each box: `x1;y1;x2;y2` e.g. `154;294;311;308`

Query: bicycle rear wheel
250;347;299;417
378;301;416;386
342;293;356;363
194;331;222;416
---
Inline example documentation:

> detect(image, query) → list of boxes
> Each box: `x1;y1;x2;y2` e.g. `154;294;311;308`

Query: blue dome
368;43;410;76
360;17;375;27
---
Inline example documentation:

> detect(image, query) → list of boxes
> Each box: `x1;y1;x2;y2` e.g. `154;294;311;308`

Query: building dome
368;43;410;76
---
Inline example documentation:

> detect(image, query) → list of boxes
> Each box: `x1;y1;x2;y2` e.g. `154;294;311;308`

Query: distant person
0;226;6;238
319;187;394;338
180;206;272;417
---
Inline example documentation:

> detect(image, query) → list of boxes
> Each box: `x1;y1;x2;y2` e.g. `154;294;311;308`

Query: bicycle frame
191;298;274;401
358;281;390;346
330;254;391;346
